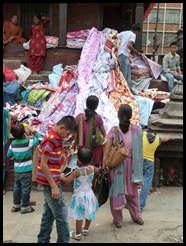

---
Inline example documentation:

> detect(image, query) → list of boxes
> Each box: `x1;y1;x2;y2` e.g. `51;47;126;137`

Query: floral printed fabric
68;166;99;220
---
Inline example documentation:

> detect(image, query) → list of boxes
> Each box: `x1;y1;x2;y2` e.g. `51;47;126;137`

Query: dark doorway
102;4;123;31
20;3;50;41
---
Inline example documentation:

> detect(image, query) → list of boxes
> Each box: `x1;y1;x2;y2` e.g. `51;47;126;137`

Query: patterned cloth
68;165;99;220
28;17;50;72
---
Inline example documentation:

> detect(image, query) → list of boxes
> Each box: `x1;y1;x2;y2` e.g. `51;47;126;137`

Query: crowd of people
3;16;177;243
4;94;172;243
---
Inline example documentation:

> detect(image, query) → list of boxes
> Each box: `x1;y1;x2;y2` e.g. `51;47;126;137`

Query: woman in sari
3;14;26;51
28;14;50;74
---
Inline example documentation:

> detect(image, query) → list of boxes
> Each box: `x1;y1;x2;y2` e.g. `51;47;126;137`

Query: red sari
28;17;50;73
3;20;26;44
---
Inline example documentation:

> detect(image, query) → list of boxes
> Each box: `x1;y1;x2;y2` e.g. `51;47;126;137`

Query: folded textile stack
66;29;90;49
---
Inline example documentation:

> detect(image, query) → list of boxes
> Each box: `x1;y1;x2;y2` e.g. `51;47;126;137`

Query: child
60;147;100;241
7;124;41;214
36;116;78;244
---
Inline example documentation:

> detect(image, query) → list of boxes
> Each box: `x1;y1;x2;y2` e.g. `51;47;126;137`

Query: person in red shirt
28;13;50;74
36;116;77;243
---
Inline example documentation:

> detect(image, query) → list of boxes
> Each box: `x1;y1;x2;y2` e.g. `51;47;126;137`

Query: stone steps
3;59;24;70
26;70;52;84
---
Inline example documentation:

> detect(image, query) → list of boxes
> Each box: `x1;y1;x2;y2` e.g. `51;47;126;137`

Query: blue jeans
13;171;32;207
164;73;183;92
139;159;154;211
37;184;70;243
118;54;132;89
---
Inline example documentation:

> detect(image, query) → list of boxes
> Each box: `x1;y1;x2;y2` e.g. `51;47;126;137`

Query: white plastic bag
14;64;32;83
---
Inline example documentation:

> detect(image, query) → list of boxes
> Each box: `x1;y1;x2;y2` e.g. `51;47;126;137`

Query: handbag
92;168;109;207
105;126;129;169
91;115;106;147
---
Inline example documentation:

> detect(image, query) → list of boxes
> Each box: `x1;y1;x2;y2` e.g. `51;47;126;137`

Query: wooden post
58;3;67;46
135;3;144;51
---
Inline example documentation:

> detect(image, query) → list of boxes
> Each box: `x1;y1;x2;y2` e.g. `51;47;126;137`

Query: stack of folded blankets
66;29;90;49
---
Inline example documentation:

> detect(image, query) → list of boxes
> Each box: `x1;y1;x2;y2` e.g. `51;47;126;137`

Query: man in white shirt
162;41;183;92
117;23;141;90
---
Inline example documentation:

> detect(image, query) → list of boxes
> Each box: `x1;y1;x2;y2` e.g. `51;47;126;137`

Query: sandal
133;219;144;225
82;227;89;236
11;206;21;213
20;206;35;214
70;231;81;241
28;200;36;206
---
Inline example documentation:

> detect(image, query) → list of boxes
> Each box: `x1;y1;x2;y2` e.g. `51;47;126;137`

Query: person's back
75;95;106;168
74;165;95;193
60;147;99;241
7;124;40;214
143;131;160;162
7;124;40;173
116;23;141;89
117;30;136;57
140;130;171;212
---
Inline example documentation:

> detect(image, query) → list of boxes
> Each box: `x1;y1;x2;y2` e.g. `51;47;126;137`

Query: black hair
118;104;132;134
11;14;18;19
132;23;141;32
56;115;77;132
34;13;42;20
77;147;93;166
85;95;99;121
11;124;25;139
170;41;177;47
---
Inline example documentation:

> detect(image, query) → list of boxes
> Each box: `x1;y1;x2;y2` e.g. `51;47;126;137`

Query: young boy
36;115;78;244
7;123;41;214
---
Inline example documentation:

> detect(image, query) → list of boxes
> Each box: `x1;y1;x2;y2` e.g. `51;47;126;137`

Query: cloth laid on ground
131;54;162;95
75;27;119;132
30;70;78;135
29;27;157;136
75;27;140;130
134;95;154;128
3;64;17;82
21;82;56;108
138;88;170;101
5;103;38;122
3;80;25;107
48;63;64;87
58;65;78;92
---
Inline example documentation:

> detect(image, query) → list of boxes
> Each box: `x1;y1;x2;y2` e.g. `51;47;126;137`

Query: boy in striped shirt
36;115;78;243
7;124;41;214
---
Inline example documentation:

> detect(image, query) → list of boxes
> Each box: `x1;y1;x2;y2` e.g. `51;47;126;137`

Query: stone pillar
59;3;67;46
135;3;144;51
